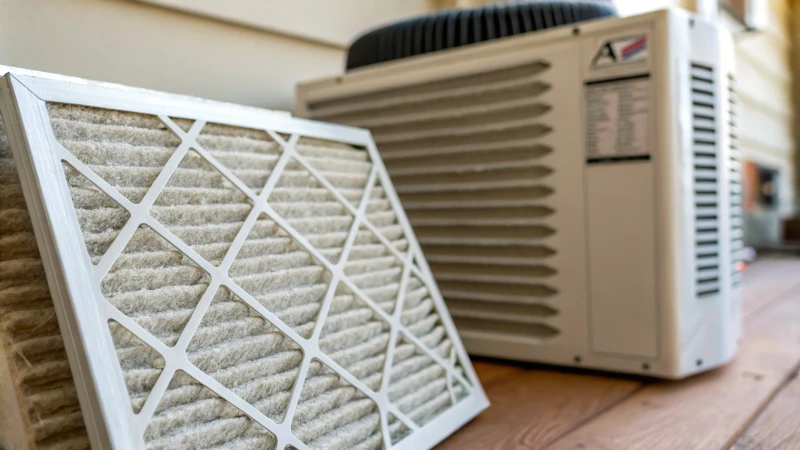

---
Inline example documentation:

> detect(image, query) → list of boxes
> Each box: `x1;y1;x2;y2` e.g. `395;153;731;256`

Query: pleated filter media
0;73;487;450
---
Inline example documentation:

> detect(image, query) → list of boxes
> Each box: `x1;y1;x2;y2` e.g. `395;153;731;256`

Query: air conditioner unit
296;8;742;379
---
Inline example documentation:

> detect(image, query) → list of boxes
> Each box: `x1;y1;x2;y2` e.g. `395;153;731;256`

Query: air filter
0;72;487;450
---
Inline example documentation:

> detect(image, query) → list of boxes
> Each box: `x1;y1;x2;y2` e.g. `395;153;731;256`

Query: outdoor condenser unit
296;7;742;379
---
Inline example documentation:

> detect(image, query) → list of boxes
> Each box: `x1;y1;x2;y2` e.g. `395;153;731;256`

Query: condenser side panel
581;25;659;358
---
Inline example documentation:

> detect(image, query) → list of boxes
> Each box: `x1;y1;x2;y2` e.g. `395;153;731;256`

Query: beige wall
613;0;699;15
0;0;431;111
734;0;793;244
792;1;800;221
131;0;433;48
435;0;692;13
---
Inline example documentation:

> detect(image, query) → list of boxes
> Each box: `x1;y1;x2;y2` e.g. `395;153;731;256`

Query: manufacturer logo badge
592;35;648;68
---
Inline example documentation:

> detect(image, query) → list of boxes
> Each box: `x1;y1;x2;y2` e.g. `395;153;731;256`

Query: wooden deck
440;257;800;450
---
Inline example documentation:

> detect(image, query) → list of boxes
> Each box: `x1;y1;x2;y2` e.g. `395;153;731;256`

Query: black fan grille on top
346;1;618;71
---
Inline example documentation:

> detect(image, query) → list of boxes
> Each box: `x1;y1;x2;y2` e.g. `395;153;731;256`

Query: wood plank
444;259;796;449
737;36;792;86
732;369;800;449
737;46;792;101
473;359;526;386
439;369;643;449
739;98;793;154
546;266;800;450
741;259;800;316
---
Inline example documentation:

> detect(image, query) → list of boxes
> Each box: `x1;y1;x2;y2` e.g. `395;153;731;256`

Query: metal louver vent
691;63;721;298
728;74;743;286
306;61;561;342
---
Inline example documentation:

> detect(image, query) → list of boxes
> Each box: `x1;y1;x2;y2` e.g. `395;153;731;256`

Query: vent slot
729;74;743;286
306;61;560;339
308;62;551;116
453;316;560;341
692;63;721;298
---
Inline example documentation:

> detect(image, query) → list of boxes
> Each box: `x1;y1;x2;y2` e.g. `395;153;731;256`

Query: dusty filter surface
0;83;485;450
1;115;91;449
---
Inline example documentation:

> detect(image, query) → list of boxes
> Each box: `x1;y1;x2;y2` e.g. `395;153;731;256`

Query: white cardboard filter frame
0;73;488;450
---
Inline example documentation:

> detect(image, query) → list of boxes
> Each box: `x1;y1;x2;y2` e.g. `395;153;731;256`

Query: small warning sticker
585;74;651;163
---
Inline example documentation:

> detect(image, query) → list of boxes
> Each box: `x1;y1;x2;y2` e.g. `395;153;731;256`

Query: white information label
585;75;650;161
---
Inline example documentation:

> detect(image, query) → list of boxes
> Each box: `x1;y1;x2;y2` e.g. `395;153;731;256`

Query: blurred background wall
0;0;795;248
0;0;432;109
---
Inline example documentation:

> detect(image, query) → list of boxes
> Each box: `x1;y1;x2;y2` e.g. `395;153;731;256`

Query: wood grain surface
732;369;800;450
440;366;643;449
442;258;800;450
